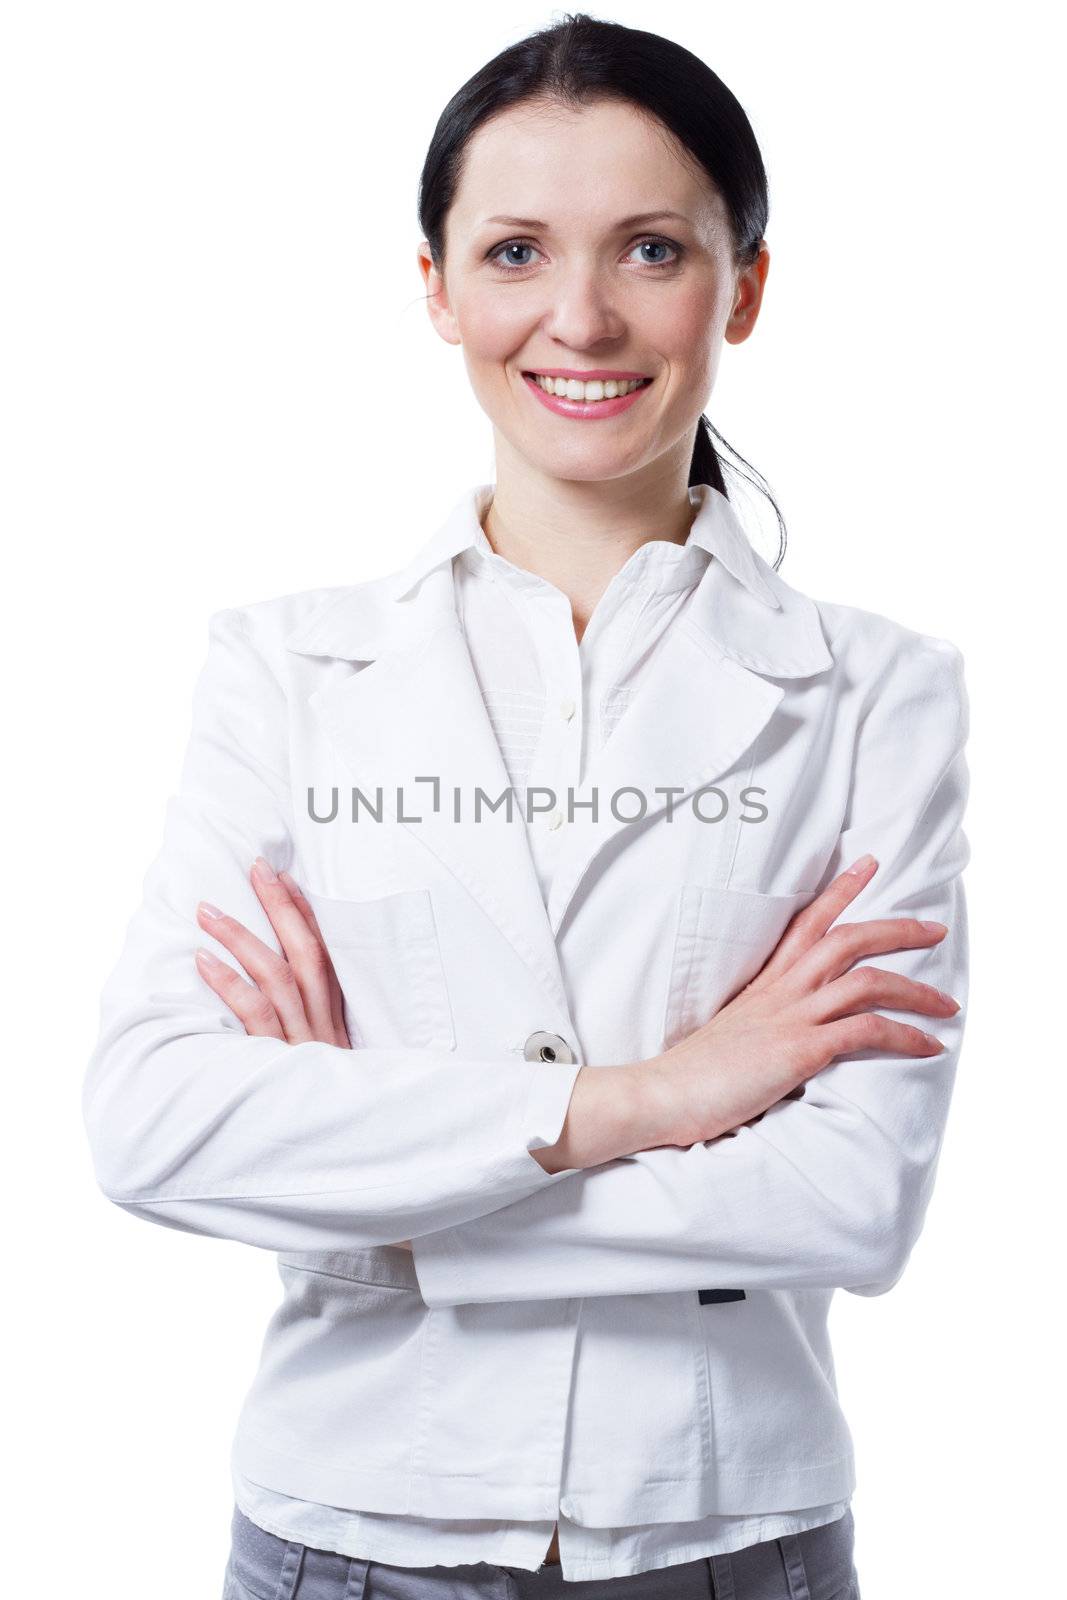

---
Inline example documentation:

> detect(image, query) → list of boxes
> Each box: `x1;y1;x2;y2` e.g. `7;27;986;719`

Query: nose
540;267;626;352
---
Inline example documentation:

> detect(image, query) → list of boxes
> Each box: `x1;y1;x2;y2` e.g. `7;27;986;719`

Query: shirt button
559;1495;576;1517
523;1031;576;1064
546;809;564;830
558;697;576;721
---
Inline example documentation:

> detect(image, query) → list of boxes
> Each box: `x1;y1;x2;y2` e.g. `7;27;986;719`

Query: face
418;97;769;485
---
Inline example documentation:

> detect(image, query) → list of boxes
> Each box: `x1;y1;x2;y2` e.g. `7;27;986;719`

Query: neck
481;454;697;637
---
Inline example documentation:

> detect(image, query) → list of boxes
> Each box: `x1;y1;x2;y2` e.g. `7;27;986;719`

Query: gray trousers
222;1504;861;1600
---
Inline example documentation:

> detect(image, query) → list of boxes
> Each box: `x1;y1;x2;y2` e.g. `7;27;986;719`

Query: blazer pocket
663;883;814;1051
305;886;456;1052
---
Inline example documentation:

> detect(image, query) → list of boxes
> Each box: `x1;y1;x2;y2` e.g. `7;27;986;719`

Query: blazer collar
284;482;832;679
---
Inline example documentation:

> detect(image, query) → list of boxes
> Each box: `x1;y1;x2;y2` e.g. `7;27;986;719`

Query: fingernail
253;856;278;882
924;1033;944;1052
195;947;223;967
279;869;300;894
938;990;960;1011
920;920;947;934
198;901;223;919
846;854;876;874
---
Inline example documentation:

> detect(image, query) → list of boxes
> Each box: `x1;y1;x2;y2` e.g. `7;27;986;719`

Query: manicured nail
920;920;947;934
253;856;278;882
924;1033;944;1052
938;990;960;1011
198;901;223;919
846;854;876;874
195;947;223;967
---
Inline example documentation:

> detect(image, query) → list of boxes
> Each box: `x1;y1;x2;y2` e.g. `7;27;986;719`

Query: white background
3;3;1062;1596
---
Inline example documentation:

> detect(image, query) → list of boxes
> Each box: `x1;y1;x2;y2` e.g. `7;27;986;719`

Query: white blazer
82;483;970;1525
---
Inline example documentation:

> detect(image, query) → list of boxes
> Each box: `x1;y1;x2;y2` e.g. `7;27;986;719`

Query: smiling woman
81;11;972;1600
414;82;774;543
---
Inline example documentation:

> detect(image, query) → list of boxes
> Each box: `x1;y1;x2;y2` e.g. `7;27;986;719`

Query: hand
646;856;962;1148
194;859;414;1247
193;857;351;1047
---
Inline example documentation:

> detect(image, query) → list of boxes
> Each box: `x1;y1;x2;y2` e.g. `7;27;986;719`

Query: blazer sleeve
81;606;581;1254
411;633;971;1307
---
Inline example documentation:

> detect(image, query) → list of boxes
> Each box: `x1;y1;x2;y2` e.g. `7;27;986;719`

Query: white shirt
232;502;851;1577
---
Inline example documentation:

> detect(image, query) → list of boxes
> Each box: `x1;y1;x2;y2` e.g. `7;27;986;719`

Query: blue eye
490;241;541;270
629;237;680;267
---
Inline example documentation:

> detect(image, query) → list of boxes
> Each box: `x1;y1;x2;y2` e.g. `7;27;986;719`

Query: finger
755;855;880;981
249;858;344;1042
278;869;350;1044
196;894;314;1043
806;965;961;1025
278;869;329;942
774;915;948;1004
194;948;286;1038
817;1011;945;1063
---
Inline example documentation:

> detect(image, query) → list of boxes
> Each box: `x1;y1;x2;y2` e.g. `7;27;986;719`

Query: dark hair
417;12;787;566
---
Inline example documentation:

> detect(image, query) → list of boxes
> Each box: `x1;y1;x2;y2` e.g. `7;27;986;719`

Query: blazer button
524;1030;576;1064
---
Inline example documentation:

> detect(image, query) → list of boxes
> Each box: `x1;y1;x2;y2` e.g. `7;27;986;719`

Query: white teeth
530;374;647;401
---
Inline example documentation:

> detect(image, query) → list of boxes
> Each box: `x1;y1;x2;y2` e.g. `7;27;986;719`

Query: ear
724;241;770;348
417;241;461;347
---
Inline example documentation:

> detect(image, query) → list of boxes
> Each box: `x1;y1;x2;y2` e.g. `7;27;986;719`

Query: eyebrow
479;210;692;230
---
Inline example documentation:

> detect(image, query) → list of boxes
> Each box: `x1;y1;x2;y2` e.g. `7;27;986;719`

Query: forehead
448;98;726;236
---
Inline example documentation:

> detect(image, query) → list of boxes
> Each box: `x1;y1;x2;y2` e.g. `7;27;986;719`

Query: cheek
452;287;527;365
644;290;722;395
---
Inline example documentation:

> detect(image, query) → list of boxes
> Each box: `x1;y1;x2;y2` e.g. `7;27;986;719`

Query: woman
83;14;968;1600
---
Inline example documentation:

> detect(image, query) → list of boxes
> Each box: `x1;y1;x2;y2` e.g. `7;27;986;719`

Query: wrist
532;1058;675;1172
621;1054;681;1152
531;1065;613;1171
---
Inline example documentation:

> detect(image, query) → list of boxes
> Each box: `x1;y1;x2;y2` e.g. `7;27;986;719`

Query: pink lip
522;372;653;421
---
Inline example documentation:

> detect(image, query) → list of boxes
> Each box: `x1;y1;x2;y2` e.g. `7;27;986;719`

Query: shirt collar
457;511;711;601
388;482;780;610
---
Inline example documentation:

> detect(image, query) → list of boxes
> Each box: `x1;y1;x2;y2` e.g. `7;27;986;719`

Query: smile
521;371;654;420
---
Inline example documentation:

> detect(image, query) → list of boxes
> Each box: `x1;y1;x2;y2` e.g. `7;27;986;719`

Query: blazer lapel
544;608;786;934
285;557;574;1015
543;489;835;933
